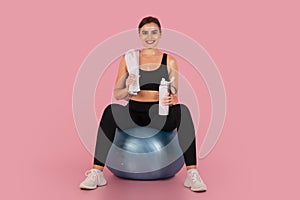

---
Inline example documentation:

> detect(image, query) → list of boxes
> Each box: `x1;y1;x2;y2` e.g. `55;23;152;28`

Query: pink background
1;0;299;199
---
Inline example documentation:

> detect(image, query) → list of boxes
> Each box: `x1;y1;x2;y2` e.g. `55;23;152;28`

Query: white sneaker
79;169;107;190
184;169;207;192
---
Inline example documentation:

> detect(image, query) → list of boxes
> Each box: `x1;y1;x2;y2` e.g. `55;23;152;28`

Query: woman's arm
113;56;137;100
114;56;129;100
164;55;179;105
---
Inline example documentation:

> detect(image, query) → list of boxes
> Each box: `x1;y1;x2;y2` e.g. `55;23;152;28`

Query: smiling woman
138;17;161;49
79;16;207;192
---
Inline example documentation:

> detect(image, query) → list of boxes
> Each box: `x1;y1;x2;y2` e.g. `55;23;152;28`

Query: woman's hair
138;16;161;33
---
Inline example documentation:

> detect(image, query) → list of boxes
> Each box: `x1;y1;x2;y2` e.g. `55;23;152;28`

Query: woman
80;16;207;192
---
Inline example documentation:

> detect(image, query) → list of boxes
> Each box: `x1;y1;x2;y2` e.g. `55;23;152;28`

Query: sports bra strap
161;53;167;66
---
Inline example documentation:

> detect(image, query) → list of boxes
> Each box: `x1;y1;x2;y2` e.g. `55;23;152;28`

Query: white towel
125;49;140;95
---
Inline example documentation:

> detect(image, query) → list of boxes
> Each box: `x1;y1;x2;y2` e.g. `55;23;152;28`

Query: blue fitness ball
106;127;184;180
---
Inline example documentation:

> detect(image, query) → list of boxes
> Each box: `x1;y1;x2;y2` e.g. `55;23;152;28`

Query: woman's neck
140;48;160;56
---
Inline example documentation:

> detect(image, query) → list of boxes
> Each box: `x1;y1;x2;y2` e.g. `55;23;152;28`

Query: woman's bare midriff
130;90;159;102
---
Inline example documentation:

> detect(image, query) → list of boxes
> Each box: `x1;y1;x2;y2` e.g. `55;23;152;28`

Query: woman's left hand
163;92;178;106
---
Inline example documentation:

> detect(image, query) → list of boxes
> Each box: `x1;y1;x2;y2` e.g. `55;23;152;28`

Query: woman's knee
102;104;122;116
179;104;191;115
102;103;132;129
170;104;191;115
101;104;121;124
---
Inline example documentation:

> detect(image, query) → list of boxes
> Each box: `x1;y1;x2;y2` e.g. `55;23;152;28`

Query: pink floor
6;112;255;200
1;0;300;200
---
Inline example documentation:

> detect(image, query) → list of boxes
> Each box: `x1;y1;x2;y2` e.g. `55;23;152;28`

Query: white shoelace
85;170;98;181
190;171;202;183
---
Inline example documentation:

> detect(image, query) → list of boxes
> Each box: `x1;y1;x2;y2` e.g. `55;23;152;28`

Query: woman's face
139;22;161;49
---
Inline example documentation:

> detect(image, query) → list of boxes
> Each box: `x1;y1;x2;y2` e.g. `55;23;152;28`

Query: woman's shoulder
165;53;177;68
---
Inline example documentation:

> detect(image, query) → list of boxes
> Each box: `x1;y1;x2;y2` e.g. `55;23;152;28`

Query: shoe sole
80;186;97;190
184;183;207;192
80;183;107;190
191;187;207;192
80;185;97;190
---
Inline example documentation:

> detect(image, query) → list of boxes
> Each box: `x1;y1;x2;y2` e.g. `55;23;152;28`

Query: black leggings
94;100;197;167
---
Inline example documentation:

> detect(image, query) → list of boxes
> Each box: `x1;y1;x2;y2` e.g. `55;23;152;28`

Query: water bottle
159;78;170;115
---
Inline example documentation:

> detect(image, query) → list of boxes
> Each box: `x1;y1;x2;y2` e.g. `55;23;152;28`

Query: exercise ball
106;127;184;180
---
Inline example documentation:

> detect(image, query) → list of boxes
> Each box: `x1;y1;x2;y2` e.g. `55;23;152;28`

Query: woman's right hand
125;74;137;88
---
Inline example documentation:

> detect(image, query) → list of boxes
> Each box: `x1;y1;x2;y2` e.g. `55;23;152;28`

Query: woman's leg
93;103;137;167
151;104;206;192
149;104;197;167
80;103;138;190
170;104;197;167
